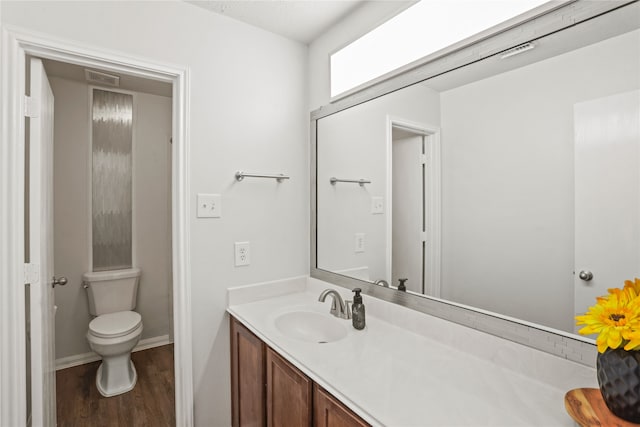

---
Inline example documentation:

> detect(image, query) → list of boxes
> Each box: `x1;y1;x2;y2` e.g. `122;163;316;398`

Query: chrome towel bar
235;171;290;182
330;177;371;187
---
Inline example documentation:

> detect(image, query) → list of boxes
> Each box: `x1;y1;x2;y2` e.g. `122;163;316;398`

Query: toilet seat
89;311;142;339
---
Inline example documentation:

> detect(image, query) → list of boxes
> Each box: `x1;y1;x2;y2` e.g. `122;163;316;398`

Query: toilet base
96;357;138;397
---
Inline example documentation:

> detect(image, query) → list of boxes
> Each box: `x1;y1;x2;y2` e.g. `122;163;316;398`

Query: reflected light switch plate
371;196;384;214
355;233;365;253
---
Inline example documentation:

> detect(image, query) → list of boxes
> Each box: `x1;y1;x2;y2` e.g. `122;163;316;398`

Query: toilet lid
89;311;142;338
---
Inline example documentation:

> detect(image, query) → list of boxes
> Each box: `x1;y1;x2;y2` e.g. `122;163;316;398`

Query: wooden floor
56;344;175;427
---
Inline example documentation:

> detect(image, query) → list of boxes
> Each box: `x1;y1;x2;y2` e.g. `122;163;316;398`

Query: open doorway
1;29;193;427
37;57;175;424
391;126;425;293
387;118;441;297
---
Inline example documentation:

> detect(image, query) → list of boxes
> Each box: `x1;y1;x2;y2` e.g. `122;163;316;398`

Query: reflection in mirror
316;2;640;337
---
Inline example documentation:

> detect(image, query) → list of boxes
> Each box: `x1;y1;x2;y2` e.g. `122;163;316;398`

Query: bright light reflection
330;0;550;97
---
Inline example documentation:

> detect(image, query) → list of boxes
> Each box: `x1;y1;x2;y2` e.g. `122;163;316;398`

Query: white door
392;130;424;293
28;57;57;427
574;90;640;328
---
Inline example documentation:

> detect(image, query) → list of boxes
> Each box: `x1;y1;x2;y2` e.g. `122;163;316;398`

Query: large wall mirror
311;1;639;361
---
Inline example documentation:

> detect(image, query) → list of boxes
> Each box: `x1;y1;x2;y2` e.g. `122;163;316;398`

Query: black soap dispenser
351;288;366;330
398;278;408;292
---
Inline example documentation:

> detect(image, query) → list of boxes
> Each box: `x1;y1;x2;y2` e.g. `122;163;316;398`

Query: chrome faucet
318;289;351;319
373;279;389;288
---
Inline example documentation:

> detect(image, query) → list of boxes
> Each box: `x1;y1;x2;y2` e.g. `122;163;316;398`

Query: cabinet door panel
266;348;312;427
314;384;370;427
231;317;266;427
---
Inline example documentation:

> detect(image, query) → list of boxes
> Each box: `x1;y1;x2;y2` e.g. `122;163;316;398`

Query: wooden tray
565;388;640;426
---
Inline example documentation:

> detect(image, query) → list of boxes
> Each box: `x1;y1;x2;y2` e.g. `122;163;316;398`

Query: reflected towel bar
330;177;371;187
235;171;290;182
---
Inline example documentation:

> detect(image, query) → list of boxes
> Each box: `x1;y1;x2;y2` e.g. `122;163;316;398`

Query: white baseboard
55;334;172;371
132;334;172;352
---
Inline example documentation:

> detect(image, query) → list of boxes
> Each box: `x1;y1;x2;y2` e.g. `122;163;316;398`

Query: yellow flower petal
624;278;640;294
596;335;609;353
623;329;640;351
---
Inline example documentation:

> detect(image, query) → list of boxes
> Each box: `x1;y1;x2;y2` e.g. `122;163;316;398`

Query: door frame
0;27;194;426
386;116;441;297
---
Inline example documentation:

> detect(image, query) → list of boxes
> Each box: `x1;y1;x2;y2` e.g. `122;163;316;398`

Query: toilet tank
83;268;141;316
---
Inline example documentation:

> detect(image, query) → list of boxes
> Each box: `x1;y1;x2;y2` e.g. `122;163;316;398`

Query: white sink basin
274;311;348;343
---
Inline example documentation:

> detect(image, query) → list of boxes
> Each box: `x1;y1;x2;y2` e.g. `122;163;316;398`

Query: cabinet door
230;316;266;427
314;384;370;427
266;347;312;427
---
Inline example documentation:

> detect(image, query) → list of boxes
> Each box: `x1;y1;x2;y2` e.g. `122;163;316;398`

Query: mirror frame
310;0;636;367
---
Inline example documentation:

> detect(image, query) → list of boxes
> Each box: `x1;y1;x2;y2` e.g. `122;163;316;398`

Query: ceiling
42;59;173;97
186;0;370;44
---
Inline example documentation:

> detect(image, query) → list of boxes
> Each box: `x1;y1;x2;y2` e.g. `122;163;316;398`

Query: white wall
51;76;173;360
132;87;173;343
439;30;640;332
2;1;308;425
317;83;439;282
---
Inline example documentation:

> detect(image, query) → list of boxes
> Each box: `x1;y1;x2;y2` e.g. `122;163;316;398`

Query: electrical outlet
197;193;221;218
354;233;365;253
371;196;384;214
234;242;250;266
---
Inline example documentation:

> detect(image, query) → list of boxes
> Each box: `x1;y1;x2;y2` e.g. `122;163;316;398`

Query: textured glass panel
92;89;133;271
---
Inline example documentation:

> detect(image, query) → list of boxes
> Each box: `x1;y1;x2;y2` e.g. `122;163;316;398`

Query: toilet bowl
83;268;142;397
87;311;143;397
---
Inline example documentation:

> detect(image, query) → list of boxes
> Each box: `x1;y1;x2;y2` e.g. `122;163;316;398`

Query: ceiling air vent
84;69;120;87
500;42;535;59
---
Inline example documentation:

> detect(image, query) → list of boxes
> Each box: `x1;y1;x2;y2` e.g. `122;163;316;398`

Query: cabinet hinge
420;154;427;165
24;95;40;118
421;231;427;242
24;263;39;285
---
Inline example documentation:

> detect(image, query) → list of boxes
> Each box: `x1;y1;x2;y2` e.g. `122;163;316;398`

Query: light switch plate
355;233;365;253
197;193;221;218
371;196;384;214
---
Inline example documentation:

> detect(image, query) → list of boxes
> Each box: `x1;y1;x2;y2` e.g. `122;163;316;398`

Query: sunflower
576;291;640;353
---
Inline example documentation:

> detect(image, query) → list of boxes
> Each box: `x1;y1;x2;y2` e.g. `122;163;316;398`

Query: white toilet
83;268;143;397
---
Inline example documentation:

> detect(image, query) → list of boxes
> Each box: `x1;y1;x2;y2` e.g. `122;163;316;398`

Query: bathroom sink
274;311;348;343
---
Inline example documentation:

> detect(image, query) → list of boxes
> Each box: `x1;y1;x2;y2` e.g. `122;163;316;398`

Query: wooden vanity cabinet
230;317;266;427
230;316;370;427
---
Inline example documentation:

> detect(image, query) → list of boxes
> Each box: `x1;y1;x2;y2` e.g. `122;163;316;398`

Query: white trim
55;335;172;371
0;27;193;427
386;116;441;296
1;28;28;427
134;334;172;352
425;129;441;298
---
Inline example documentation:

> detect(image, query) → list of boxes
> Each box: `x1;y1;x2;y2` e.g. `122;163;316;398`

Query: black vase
596;348;640;423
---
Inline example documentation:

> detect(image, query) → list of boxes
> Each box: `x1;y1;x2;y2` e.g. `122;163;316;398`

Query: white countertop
227;276;597;427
